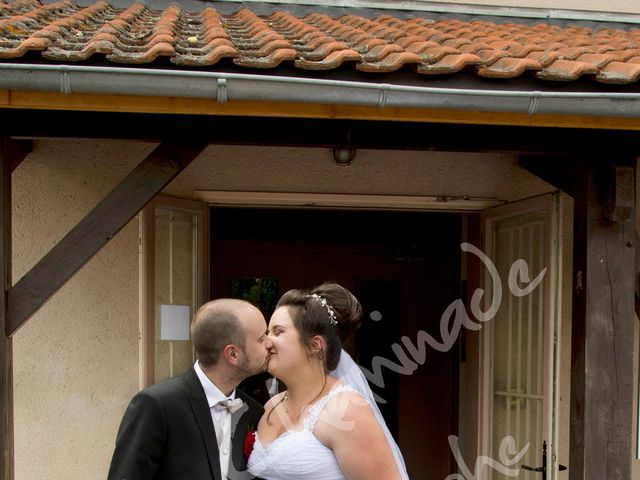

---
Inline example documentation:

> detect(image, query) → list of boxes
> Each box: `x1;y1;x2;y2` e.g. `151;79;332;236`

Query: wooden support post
0;140;14;480
570;158;635;480
7;141;207;336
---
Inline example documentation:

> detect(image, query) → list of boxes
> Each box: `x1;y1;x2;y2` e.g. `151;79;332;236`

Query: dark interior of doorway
211;207;463;479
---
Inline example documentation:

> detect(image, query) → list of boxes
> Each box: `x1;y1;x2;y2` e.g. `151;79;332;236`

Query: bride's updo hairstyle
276;282;362;372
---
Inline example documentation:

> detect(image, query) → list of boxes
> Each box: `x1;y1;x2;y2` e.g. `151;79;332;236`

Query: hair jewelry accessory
307;293;338;326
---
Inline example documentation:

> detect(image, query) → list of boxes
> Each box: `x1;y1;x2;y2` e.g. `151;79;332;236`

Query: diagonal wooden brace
6;141;207;336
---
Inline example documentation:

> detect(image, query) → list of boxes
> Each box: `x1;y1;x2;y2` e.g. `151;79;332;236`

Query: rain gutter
1;63;640;118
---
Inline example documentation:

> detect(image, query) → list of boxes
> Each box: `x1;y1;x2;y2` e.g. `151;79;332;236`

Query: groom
108;299;272;480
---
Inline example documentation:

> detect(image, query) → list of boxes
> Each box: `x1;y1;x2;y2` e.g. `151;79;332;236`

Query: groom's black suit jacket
108;367;263;480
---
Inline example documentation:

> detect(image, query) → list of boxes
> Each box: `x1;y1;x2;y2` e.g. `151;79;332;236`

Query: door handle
522;465;544;472
520;442;567;479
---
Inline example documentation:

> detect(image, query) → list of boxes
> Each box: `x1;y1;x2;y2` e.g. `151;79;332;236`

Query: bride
247;282;409;480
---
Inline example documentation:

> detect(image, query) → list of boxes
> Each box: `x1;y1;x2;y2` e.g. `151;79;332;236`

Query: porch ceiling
2;0;640;85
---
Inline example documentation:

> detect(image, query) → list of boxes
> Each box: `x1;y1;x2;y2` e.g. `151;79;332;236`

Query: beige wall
412;0;640;14
12;139;151;479
12;138;556;479
165;145;552;201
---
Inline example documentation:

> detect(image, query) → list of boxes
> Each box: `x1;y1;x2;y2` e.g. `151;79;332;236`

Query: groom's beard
238;350;270;378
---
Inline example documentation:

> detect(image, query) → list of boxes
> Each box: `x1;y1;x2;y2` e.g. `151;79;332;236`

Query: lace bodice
247;384;358;480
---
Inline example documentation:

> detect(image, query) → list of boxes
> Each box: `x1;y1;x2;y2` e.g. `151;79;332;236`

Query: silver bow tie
214;398;244;414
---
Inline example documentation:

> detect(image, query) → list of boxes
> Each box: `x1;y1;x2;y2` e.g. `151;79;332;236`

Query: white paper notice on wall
160;304;191;341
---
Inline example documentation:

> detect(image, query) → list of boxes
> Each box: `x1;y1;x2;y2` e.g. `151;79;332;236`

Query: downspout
1;63;640;118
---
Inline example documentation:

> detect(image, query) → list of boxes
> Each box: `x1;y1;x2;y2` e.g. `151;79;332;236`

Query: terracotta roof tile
536;59;599;81
476;57;542;78
417;53;482;74
295;48;360;69
357;50;421;72
575;53;618;68
596;61;640;83
3;0;640;84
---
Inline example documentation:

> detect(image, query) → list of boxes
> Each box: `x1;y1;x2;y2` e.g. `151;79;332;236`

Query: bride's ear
311;335;326;354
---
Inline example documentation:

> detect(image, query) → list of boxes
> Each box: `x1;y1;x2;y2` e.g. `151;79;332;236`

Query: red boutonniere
243;428;256;462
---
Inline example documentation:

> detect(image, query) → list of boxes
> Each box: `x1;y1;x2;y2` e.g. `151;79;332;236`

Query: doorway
211;207;463;479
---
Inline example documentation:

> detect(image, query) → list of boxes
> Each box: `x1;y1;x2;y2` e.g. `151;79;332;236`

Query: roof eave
1;63;640;120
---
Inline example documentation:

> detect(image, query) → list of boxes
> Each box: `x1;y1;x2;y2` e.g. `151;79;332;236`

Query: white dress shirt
194;360;235;479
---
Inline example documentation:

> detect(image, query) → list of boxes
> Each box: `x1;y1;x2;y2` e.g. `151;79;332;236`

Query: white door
139;195;209;387
479;193;564;480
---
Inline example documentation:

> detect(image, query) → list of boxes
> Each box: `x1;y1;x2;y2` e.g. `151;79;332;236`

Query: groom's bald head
191;299;258;367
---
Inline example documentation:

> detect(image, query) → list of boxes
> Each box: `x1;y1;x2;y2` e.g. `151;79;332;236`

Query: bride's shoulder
315;385;378;445
323;384;371;416
263;391;286;410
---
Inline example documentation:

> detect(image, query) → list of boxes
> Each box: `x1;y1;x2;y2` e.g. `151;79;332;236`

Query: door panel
481;193;564;480
140;195;208;387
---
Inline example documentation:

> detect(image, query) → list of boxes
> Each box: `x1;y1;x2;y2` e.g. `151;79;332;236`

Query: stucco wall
12;139;151;479
11;138;556;479
412;0;640;14
164;145;552;202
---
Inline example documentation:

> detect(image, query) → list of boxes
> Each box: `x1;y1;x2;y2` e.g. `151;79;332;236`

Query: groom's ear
223;344;240;366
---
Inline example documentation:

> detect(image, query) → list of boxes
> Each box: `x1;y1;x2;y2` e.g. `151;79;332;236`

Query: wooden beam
6;109;640;156
4;140;32;174
3;90;640;132
6;141;207;336
0;141;14;479
570;157;636;480
636;230;640;316
518;154;576;193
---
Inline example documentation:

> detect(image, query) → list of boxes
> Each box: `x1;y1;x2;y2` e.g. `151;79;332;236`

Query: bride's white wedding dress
248;351;410;480
247;384;354;479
